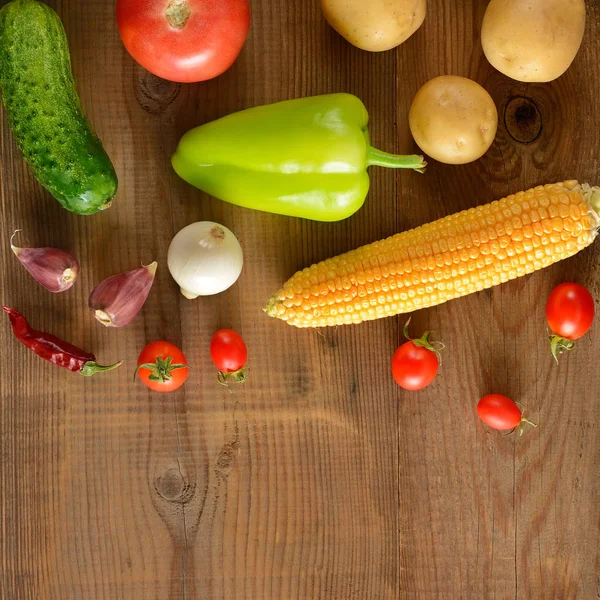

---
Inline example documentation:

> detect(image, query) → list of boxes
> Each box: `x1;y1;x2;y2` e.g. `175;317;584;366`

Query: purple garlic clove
11;230;80;293
89;262;158;327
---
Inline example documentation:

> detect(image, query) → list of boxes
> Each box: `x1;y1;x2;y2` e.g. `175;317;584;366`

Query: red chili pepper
3;306;122;376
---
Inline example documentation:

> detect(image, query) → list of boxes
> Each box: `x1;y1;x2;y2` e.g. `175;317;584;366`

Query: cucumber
0;0;117;215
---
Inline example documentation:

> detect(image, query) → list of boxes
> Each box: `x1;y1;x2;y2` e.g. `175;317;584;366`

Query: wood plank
1;0;599;599
1;0;400;598
395;1;600;598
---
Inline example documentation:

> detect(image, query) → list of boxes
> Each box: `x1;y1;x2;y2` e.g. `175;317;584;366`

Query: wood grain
0;0;599;598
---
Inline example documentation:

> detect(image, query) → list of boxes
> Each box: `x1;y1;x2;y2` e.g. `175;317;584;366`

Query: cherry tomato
210;329;248;385
136;341;189;392
117;0;250;83
477;394;522;430
546;282;595;340
391;339;439;391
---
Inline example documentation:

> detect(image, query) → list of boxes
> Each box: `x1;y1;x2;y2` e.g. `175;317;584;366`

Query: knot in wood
215;444;237;479
154;467;195;504
135;73;180;115
504;96;542;144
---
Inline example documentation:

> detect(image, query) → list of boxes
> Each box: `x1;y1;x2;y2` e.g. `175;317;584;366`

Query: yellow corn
265;181;600;328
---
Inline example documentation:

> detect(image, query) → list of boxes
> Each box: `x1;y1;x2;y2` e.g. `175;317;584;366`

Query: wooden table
1;1;599;598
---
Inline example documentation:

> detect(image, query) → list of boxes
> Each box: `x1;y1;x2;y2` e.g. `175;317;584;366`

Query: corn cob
265;181;600;328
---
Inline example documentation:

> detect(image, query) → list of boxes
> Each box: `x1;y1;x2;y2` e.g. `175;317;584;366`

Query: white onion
168;221;243;299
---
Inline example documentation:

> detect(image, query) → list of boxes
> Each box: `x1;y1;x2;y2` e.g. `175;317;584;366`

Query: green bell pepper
171;93;426;222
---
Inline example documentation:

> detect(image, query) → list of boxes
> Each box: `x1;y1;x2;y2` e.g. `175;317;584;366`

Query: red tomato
477;394;522;431
117;0;250;83
210;329;247;373
136;341;189;392
546;282;595;340
391;340;439;391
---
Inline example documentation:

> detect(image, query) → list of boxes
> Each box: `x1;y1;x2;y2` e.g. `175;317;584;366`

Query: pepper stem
367;147;427;173
80;361;123;377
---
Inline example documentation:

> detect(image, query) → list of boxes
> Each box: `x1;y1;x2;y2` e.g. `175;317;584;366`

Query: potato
481;0;586;83
321;0;426;52
408;76;498;165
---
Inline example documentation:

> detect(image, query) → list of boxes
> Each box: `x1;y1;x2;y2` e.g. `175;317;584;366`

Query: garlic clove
11;230;80;293
89;262;157;328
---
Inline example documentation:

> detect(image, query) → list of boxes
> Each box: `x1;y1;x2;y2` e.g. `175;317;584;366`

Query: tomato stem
549;334;575;363
517;416;538;436
216;367;249;391
134;356;189;383
403;317;444;362
165;0;191;30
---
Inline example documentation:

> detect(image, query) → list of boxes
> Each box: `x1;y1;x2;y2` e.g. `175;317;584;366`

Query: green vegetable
0;0;117;215
171;94;425;222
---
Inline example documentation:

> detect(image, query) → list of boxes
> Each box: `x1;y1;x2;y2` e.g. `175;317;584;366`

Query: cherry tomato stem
402;317;444;358
217;366;249;391
548;334;575;363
